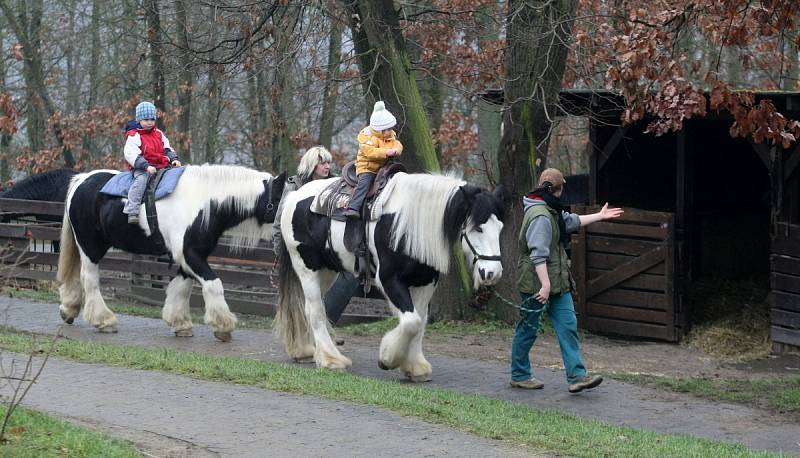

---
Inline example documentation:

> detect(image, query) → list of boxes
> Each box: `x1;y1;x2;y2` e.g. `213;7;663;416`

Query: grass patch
0;327;779;458
611;372;800;418
0;404;139;457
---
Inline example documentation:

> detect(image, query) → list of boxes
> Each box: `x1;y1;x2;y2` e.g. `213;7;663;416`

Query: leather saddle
312;160;406;221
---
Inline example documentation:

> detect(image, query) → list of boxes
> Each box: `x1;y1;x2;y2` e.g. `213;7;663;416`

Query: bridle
461;227;502;268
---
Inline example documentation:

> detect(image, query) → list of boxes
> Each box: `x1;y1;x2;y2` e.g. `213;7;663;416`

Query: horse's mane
1;168;78;202
181;164;273;250
379;172;465;273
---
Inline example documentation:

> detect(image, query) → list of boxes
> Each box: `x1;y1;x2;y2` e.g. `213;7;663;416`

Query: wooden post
588;121;598;205
675;127;689;331
783;143;800;224
572;214;588;328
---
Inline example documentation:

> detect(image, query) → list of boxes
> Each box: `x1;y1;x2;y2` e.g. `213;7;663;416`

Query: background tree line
0;0;797;317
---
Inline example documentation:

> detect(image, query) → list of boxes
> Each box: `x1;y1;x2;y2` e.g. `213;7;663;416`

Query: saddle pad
311;176;393;222
311;179;354;221
99;167;186;200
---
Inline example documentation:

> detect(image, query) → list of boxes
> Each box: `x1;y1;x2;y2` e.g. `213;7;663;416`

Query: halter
461;228;502;268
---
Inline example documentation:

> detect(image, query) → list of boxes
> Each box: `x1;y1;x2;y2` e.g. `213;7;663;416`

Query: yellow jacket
356;126;403;174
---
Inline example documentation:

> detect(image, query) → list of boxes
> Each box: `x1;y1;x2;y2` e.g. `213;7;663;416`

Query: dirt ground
345;329;800;381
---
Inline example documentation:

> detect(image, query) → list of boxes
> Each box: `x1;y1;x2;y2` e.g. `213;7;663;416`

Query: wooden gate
771;222;800;351
571;206;680;341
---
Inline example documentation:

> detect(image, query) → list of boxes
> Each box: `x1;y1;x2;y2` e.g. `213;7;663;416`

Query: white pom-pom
373;101;386;112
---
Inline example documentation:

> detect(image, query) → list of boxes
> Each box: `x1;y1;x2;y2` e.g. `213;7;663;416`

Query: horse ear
270;171;288;197
459;185;481;204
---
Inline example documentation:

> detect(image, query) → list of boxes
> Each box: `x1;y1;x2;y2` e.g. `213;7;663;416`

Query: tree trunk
144;0;166;121
65;0;80;113
122;0;140;101
346;1;375;120
493;0;577;319
247;65;261;168
0;22;10;180
83;0;101;158
270;5;301;173
783;34;799;91
476;98;502;184
175;0;192;157
318;16;342;150
204;64;223;164
256;52;270;168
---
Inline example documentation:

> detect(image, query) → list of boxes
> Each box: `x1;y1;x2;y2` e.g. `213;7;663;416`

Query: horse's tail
56;204;81;301
272;239;312;358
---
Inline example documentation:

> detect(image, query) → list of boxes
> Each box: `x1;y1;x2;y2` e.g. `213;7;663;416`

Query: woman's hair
296;146;332;182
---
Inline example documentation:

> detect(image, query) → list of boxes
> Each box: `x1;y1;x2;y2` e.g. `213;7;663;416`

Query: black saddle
315;160;407;221
342;160;407;200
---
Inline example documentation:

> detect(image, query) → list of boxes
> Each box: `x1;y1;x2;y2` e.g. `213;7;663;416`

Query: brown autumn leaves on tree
1;1;797;174
572;0;800;146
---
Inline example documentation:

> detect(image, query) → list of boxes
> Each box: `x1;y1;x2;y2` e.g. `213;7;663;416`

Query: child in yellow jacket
343;101;403;218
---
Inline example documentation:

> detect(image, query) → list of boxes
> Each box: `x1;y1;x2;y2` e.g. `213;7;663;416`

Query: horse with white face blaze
56;165;285;340
274;172;504;381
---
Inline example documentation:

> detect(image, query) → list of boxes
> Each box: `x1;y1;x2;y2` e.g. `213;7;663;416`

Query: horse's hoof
59;310;75;324
98;325;117;334
406;373;432;383
293;356;315;364
174;329;193;337
378;361;389;370
213;331;232;342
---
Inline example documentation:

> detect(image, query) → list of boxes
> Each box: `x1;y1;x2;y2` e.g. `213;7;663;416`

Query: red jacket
125;128;170;169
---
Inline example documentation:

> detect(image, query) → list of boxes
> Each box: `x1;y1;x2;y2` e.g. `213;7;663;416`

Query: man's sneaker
568;374;603;393
127;215;139;224
510;378;544;390
342;208;360;218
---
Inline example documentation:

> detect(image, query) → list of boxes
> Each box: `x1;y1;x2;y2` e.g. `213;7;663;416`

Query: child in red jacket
122;101;181;224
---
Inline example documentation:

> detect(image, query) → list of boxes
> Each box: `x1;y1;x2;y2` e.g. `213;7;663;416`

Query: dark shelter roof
482;89;800;121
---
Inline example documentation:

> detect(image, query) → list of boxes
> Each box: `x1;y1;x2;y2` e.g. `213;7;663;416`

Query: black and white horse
0;168;78;203
57;164;285;340
274;172;504;381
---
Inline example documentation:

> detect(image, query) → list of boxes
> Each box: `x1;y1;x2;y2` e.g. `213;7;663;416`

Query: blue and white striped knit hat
135;101;157;121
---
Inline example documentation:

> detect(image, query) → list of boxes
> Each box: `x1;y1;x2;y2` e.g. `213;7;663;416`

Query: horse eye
475;226;483;233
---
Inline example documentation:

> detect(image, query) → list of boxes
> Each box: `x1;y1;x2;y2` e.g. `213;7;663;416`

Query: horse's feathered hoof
59;310;75;325
213;331;232;342
174;329;193;337
97;325;117;333
406;373;432;383
378;361;390;370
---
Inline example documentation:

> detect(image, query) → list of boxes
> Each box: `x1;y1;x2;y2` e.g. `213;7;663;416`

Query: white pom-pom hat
369;101;397;131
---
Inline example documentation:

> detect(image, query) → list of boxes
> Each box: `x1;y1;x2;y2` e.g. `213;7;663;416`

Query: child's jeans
349;172;376;212
123;170;149;216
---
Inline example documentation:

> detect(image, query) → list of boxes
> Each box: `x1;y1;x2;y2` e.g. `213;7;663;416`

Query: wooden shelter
559;90;800;352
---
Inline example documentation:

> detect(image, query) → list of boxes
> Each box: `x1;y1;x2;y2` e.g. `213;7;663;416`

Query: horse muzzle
474;260;502;288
